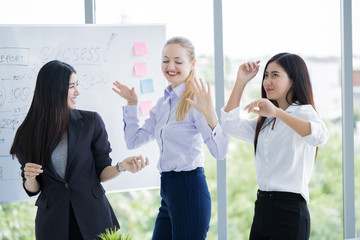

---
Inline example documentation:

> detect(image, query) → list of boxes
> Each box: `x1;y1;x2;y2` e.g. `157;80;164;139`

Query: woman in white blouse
195;53;328;239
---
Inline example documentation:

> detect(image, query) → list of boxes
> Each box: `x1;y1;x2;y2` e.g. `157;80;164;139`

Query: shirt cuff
221;106;240;121
198;120;223;142
123;105;138;118
211;122;222;139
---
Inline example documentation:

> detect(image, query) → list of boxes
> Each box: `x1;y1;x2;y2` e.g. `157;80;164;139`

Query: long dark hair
254;53;316;153
10;60;76;166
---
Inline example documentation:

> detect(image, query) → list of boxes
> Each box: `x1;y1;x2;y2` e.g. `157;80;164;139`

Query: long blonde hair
164;36;196;121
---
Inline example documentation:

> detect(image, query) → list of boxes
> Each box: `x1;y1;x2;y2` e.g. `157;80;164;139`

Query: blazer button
64;183;69;189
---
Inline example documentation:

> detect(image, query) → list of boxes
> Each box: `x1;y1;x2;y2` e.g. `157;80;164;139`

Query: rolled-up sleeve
220;106;257;144
92;112;113;177
123;105;155;149
295;106;329;146
194;113;228;160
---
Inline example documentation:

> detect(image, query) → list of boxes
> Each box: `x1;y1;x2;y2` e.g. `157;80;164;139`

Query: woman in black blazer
10;60;149;240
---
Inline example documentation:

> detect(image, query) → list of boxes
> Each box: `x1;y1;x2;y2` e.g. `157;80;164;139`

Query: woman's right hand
121;155;149;173
236;61;261;84
112;81;138;105
24;163;43;180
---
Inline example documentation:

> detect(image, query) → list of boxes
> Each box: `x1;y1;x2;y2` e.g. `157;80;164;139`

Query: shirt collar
164;82;186;100
286;101;301;113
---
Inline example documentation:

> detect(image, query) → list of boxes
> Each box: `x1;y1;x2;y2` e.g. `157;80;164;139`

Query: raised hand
236;60;261;84
112;81;138;105
121;155;149;173
245;98;277;117
186;78;218;129
186;78;214;115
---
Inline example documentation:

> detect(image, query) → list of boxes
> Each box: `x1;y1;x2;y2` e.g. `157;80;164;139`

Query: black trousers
249;190;310;240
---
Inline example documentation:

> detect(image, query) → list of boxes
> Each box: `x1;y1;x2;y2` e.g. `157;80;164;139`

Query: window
0;0;84;24
352;0;360;235
222;0;342;238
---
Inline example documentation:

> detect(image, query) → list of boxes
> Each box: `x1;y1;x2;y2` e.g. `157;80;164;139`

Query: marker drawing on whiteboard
103;33;118;63
0;116;25;131
7;87;30;104
13;73;26;81
0;84;5;106
0;47;30;66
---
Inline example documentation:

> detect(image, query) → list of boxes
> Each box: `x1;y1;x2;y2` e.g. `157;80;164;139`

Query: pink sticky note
134;62;148;76
139;100;152;115
133;42;148;56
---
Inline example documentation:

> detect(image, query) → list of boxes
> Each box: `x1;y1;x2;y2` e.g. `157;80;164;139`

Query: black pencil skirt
249;190;310;240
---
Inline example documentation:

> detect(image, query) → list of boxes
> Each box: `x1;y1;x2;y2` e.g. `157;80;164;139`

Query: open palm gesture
186;78;218;129
186;78;214;115
112;81;138;105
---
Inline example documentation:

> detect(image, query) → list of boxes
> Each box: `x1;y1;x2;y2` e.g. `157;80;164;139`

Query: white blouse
221;103;328;203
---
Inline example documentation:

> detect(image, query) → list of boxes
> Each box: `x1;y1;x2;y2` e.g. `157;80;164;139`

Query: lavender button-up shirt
123;82;228;172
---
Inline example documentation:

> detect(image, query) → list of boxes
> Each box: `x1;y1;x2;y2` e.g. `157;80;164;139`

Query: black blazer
19;110;119;240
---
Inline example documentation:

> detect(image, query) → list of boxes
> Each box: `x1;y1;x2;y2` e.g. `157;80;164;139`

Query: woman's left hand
245;99;277;117
121;155;149;173
186;78;218;129
186;78;213;115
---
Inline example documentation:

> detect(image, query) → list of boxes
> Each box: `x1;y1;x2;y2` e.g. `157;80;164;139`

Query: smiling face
161;43;196;88
67;73;80;110
263;61;293;108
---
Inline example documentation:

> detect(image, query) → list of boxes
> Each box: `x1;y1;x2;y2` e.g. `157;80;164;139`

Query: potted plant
97;227;132;240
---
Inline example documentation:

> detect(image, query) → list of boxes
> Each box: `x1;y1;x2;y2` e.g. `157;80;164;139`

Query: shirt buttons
64;183;69;189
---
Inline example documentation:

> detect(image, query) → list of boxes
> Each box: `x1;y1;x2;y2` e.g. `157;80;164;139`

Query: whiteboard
0;25;166;204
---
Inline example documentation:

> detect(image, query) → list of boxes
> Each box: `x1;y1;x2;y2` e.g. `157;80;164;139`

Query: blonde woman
113;36;228;240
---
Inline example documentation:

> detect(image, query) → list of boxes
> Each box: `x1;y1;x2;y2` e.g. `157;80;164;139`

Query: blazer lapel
65;110;84;181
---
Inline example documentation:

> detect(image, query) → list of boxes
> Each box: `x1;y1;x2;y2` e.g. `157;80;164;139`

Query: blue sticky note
140;79;154;94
